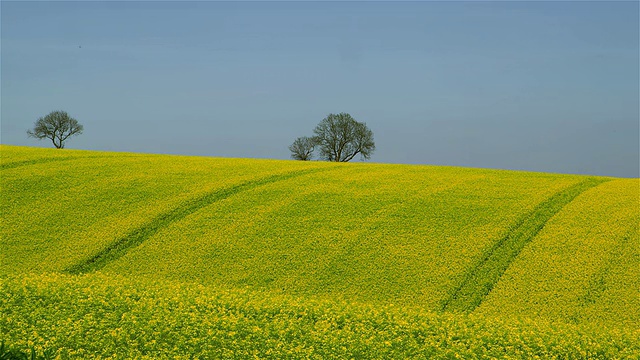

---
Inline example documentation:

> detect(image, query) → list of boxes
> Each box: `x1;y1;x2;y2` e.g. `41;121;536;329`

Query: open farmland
476;179;640;328
1;144;639;358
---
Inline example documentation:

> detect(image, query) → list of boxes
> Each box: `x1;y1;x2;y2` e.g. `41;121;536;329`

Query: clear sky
2;1;638;177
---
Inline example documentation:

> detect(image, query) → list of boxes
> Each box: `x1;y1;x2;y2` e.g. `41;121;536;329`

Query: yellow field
1;144;638;358
477;179;640;329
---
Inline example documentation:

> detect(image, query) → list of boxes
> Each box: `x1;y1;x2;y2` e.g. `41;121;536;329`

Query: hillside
1;145;638;357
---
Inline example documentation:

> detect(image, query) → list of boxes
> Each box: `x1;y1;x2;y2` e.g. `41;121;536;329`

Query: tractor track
1;157;88;170
65;167;333;274
441;177;610;313
1;155;144;171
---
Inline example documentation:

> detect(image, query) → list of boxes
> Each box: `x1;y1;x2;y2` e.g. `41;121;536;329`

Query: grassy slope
2;145;639;357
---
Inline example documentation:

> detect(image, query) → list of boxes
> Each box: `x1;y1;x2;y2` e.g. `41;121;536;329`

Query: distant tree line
27;109;375;162
289;113;375;162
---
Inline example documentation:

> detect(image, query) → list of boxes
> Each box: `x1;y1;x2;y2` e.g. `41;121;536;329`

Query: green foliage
0;341;54;360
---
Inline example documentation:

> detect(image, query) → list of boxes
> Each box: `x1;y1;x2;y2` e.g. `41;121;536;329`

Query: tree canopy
288;136;316;161
311;113;375;162
27;111;84;149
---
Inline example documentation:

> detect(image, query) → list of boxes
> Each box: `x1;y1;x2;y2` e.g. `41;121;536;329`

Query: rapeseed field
2;273;638;359
477;178;640;329
1;145;638;358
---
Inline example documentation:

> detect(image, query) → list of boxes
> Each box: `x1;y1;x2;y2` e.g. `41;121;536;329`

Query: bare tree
312;113;375;162
289;136;316;160
27;111;84;149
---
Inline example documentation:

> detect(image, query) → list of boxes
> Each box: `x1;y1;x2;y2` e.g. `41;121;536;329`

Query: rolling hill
1;144;638;358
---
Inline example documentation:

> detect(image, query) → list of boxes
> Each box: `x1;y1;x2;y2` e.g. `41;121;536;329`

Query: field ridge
65;167;333;274
441;177;609;313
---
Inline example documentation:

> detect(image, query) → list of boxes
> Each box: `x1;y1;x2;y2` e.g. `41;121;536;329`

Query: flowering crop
1;145;330;276
1;273;638;359
442;178;608;313
2;144;638;358
95;157;591;310
477;178;640;330
3;144;589;311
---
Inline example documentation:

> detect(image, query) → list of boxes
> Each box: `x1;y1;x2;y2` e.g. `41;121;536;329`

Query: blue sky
2;1;638;177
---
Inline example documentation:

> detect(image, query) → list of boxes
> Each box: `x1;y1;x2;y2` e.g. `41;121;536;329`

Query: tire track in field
441;177;610;313
578;222;639;307
0;155;141;170
65;167;333;274
1;157;86;170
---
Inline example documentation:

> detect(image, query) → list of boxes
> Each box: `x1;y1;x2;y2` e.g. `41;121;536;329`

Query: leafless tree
27;111;84;149
289;136;316;160
312;113;375;162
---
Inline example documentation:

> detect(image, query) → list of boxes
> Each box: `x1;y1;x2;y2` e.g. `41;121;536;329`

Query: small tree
313;113;375;162
289;136;316;161
27;111;83;149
